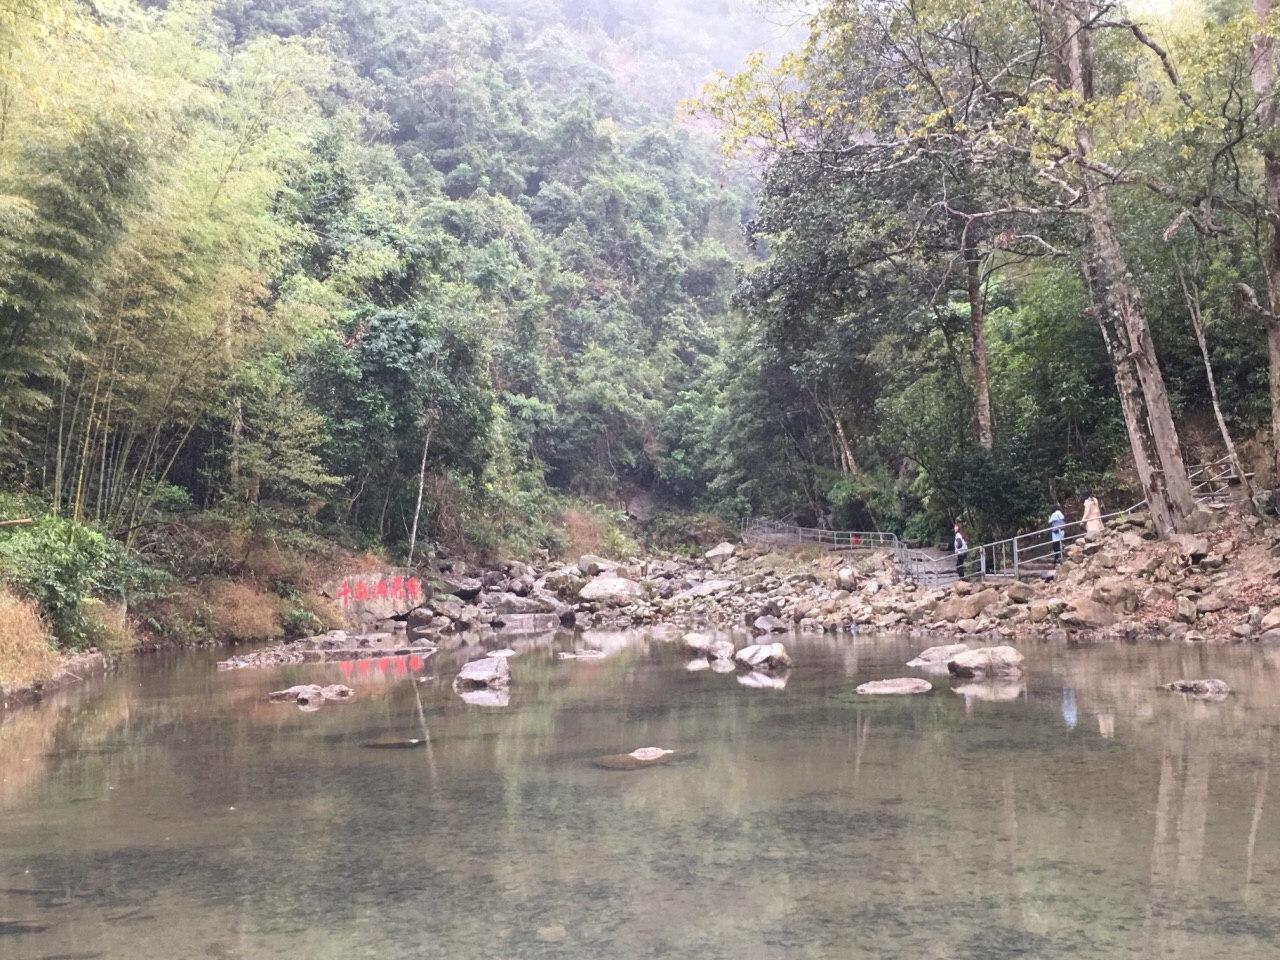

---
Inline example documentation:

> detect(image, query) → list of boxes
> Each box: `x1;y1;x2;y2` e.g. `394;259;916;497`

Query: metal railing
740;518;898;550
742;455;1249;587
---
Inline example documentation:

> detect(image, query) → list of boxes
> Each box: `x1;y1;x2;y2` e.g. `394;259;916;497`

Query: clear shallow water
2;633;1280;959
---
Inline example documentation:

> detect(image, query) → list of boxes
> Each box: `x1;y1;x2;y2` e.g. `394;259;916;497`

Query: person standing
1049;504;1066;564
953;522;968;580
1081;489;1103;535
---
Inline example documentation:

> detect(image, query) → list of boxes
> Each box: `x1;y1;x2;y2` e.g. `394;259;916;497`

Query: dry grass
558;508;608;558
205;581;285;643
299;592;350;631
0;587;58;690
82;599;140;657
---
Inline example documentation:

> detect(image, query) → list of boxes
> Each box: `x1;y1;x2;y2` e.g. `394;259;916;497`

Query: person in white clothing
954;522;968;580
1049;505;1065;564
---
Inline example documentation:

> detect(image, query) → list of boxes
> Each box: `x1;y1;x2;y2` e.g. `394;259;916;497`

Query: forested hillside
5;0;1280;659
0;0;766;565
700;0;1280;543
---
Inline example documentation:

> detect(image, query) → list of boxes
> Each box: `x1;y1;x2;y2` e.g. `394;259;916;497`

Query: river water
2;631;1280;959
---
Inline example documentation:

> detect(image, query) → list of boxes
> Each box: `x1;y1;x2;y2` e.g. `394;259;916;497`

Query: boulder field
358;506;1280;647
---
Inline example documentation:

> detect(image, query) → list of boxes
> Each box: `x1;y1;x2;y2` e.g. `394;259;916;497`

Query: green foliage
0;516;112;648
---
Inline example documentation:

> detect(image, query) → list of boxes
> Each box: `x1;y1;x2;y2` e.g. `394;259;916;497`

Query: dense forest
3;0;1280;653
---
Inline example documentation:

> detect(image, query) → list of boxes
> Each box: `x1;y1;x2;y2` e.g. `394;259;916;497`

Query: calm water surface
3;631;1280;959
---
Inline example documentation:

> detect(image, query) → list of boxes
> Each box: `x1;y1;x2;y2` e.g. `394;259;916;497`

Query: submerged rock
557;649;607;660
947;645;1025;679
1162;678;1231;699
362;739;428;749
592;748;691;770
906;643;969;667
267;684;354;707
855;678;933;695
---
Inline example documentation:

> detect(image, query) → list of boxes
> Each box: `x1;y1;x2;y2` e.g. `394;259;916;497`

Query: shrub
0;516;111;649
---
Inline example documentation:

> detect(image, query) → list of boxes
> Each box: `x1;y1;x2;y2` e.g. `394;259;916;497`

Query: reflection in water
1;633;1280;959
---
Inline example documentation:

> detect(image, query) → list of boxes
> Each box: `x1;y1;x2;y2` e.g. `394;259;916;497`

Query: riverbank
7;500;1274;709
394;500;1278;648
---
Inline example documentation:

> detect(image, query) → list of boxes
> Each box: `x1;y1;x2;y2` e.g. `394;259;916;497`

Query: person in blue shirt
1049;505;1066;564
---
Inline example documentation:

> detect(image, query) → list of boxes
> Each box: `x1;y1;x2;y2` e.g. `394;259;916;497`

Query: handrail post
1013;537;1019;578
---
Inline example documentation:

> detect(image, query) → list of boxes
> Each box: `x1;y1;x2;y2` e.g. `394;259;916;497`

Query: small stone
537;925;568;943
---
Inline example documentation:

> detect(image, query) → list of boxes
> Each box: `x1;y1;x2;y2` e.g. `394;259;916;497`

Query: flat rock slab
855;678;933;695
1162;678;1231;699
452;657;511;691
219;644;435;669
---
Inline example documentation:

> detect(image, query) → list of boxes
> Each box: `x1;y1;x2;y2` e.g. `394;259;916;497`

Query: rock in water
682;632;712;654
629;747;674;761
452;657;511;691
706;639;736;661
362;739;426;749
1162;678;1231;699
734;642;792;673
947;645;1025;679
592;749;691;770
268;684;354;706
855;678;933;695
906;643;969;667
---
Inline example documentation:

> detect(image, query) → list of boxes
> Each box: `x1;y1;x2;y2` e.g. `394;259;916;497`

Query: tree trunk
966;249;994;450
1058;0;1194;537
1176;255;1253;500
407;422;434;567
1253;1;1280;488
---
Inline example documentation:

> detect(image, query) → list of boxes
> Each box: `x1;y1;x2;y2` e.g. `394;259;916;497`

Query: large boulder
906;643;970;667
682;632;712;654
947;645;1025;679
734;642;793;673
934;587;1000;623
1261;607;1280;633
1091;577;1138;613
704;542;737;571
855;678;932;695
1059;597;1117;629
452;657;511;691
578;576;647;605
1006;581;1036;604
543;566;586;598
439;574;483;601
1170;534;1210;563
577;555;620;576
706;639;736;661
